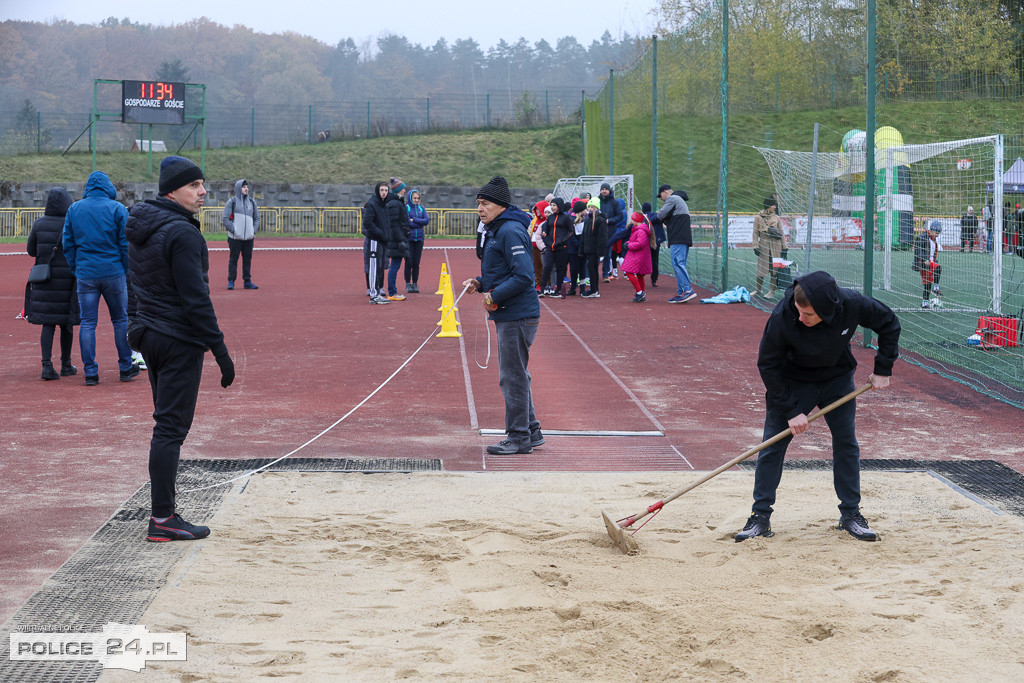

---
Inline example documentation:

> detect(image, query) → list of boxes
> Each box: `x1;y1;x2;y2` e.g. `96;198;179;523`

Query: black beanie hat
795;271;841;320
158;156;204;196
641;201;652;213
477;176;511;208
572;200;587;213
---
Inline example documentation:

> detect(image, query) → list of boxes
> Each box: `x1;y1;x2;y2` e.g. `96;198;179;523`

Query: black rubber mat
736;458;1024;517
0;457;442;682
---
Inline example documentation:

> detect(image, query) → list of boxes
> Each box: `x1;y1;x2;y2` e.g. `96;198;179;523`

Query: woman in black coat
25;188;80;380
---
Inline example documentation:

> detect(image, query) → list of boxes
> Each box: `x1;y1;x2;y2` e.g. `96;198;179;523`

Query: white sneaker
131;351;147;370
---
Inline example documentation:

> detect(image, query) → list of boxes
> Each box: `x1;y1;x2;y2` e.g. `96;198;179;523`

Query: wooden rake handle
618;382;873;529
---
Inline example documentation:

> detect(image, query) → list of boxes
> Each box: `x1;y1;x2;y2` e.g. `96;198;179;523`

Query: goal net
551;175;635;212
754;133;1024;402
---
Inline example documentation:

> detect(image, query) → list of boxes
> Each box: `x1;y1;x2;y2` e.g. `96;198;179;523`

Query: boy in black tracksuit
362;182;390;303
736;271;901;543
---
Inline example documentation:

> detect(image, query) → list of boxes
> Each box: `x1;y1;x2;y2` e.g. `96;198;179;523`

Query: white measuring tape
180;281;474;493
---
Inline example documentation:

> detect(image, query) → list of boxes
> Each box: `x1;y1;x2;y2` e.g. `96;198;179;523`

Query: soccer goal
755;133;1024;403
552;175;635;212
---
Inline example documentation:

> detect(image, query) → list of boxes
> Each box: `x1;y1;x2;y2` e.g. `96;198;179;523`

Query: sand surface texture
103;471;1024;681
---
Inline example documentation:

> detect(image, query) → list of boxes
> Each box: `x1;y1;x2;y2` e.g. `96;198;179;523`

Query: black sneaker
838;512;878;541
735;514;774;542
486;439;532;455
147;513;211;542
60;362;77;376
85;375;99;386
530;430;545;448
120;364;141;382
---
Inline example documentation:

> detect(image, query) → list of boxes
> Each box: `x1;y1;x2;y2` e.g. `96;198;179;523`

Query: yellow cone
435;263;451;295
436;269;462;338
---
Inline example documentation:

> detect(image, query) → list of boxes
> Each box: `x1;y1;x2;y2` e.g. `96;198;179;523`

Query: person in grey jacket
656;184;697;303
221;179;259;290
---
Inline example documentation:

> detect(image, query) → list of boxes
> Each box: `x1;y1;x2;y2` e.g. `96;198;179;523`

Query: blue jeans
77;275;133;377
387;257;404;296
495;317;541;445
669;243;693;294
751;372;861;518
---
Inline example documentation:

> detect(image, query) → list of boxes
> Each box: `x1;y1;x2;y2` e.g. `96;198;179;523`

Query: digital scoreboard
122;80;186;125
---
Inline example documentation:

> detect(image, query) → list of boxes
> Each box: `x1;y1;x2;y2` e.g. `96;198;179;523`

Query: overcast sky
4;0;663;51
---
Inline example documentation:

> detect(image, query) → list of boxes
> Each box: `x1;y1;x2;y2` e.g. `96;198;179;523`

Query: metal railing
1;207;481;238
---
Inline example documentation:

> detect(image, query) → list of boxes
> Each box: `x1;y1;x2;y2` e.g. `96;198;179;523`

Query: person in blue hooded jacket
462;176;544;456
62;171;137;385
404;189;430;293
735;270;900;544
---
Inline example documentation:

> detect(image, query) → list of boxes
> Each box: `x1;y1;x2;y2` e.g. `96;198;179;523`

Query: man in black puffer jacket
126;155;234;543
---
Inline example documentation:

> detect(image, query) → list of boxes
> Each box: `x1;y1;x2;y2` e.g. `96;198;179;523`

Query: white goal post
551;175;635;212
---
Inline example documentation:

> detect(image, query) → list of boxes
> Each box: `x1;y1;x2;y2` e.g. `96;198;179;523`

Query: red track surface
1;237;1021;624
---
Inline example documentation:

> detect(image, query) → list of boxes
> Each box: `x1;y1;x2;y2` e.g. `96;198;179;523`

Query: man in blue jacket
736;271;900;543
463;176;544;455
62;170;138;385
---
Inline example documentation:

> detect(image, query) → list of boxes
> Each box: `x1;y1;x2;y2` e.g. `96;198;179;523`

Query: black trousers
40;323;73;362
227;238;254;283
138;329;204;518
404;240;424;284
650;245;661;284
585;255;601;293
751;372;861;518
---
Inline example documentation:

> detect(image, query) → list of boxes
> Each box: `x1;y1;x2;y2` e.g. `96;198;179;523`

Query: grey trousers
495;317;541;444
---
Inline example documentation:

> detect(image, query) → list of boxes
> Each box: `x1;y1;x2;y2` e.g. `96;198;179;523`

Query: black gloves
215;353;235;388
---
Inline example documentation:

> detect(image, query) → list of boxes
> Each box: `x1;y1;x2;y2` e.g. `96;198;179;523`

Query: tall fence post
804;122;819;274
251;107;255;146
609;69;614;175
650;36;658;206
366;101;370;139
863;0;877;348
580;89;586;176
718;0;730;290
426;97;430;133
486;93;491;129
36;111;41;153
545;90;550;126
308;105;312;144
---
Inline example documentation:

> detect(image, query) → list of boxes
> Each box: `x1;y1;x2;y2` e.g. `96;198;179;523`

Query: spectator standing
754;196;785;298
643;201;666;288
222;179;259;290
404;189;429;293
735;271;900;543
62;171;138;385
912;220;944;308
567;200;587;295
657;184;697;303
539;197;573;299
621;211;654;303
26;188;79;380
529;201;549;293
599;183;626;279
125;155;234;542
959;205;978;252
461;176;543;455
362;182;391;304
579;197;608;298
385;177;410;301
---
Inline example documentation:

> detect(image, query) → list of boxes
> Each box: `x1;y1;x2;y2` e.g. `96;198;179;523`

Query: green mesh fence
583;0;1024;406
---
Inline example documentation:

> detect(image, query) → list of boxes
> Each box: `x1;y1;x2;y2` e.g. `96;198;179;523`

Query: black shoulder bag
28;244;58;284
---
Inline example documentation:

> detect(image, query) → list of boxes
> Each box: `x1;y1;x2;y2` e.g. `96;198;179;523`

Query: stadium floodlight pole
719;0;730;290
863;0;877;348
651;35;658;208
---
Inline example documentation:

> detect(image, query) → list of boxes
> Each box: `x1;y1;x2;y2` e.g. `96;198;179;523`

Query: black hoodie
757;271;900;419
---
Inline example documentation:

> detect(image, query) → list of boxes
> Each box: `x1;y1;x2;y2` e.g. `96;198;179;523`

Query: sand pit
102;471;1024;681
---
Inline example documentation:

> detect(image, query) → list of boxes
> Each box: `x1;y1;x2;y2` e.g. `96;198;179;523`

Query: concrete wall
0;181;552;210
